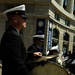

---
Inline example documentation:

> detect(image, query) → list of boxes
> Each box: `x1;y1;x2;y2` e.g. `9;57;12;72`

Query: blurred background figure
26;35;44;70
65;52;75;74
27;35;45;60
49;44;59;55
48;44;59;62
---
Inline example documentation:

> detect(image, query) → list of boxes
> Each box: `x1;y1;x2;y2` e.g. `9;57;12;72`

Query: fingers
34;52;42;57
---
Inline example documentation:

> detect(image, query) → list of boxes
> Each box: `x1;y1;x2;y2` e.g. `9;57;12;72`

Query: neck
11;24;21;31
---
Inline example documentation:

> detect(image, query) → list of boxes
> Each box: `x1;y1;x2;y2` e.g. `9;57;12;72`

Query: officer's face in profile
38;40;43;47
35;39;43;47
13;15;26;28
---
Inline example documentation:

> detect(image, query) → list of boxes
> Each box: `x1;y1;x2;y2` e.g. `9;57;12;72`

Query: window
73;3;75;15
73;36;75;42
53;28;59;39
73;36;75;53
65;20;70;26
63;32;69;41
63;0;68;9
55;13;60;20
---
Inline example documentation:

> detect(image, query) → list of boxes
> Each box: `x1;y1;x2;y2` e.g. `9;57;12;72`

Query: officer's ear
13;15;18;23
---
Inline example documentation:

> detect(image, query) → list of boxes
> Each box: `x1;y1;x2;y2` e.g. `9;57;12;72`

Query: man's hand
33;52;42;57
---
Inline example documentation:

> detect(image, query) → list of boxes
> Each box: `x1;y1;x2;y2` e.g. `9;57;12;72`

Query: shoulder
5;26;19;37
1;27;20;43
27;44;37;51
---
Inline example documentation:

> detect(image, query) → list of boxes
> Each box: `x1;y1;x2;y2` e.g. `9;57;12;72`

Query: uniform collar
8;25;20;34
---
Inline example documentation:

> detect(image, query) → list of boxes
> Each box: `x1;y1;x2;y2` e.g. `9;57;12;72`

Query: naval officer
27;35;44;61
27;35;44;70
1;4;32;75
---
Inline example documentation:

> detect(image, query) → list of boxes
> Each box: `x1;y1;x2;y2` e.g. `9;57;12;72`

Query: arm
27;45;42;61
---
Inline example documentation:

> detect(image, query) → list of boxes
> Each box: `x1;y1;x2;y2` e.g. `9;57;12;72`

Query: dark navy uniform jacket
26;43;44;70
27;43;43;60
1;25;31;75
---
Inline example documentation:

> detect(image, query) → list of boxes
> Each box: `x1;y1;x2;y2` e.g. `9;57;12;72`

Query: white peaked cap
33;35;45;39
3;4;25;14
50;44;59;52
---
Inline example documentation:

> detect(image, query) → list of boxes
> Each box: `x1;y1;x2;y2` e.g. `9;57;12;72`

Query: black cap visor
21;15;27;19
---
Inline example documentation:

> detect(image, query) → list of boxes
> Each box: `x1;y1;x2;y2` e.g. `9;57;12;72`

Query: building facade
0;0;75;54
